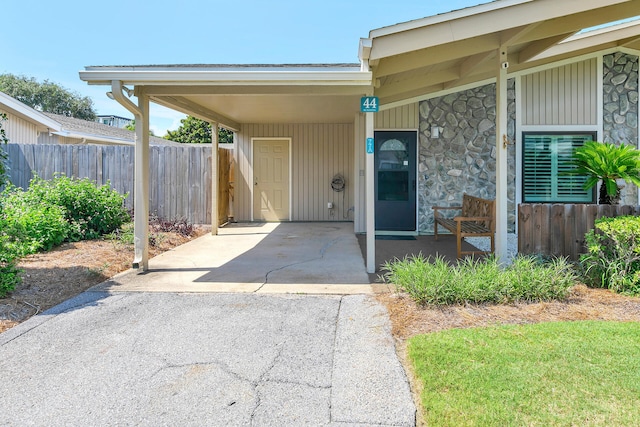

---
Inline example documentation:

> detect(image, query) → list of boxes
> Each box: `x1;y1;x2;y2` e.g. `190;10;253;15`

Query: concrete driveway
0;222;416;426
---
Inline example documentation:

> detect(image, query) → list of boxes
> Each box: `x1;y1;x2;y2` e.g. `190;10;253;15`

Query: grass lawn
408;320;640;426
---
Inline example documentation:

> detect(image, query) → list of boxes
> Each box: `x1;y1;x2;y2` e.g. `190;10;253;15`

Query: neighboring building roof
43;112;182;146
0;91;62;133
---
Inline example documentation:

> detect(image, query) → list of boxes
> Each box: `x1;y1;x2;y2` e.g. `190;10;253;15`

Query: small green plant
0;261;21;298
382;254;575;305
570;141;640;204
580;215;640;295
0;112;10;186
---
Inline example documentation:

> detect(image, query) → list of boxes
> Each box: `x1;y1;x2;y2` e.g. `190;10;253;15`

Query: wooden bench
432;194;496;258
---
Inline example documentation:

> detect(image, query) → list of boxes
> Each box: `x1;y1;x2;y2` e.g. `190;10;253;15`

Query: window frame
521;131;597;204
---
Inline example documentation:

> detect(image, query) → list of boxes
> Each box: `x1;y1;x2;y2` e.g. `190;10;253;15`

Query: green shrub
580;216;640;296
382;254;575;305
1;190;69;258
21;174;130;241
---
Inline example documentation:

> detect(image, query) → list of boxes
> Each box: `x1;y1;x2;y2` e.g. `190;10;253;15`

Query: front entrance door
253;138;290;221
375;131;417;231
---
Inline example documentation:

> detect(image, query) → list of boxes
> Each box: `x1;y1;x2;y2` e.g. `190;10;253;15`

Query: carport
79;0;640;275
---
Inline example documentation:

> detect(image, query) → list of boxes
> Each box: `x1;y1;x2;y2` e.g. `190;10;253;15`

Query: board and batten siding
521;58;598;126
375;103;419;129
0;110;39;144
235;123;354;222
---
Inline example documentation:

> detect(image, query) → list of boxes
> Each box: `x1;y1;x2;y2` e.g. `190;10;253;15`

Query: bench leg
491;234;496;256
457;223;462;259
434;221;439;241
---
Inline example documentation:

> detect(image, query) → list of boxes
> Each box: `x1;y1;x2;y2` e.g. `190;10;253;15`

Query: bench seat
432;194;495;258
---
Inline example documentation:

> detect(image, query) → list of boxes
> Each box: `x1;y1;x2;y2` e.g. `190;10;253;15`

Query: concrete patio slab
94;222;372;295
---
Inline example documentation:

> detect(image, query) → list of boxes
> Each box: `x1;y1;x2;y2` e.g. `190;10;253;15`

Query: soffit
368;0;640;105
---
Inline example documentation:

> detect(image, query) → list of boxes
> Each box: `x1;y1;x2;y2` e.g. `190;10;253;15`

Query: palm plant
571;141;640;204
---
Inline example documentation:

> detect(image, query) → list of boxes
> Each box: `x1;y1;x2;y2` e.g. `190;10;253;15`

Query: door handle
412;180;416;190
254;176;258;186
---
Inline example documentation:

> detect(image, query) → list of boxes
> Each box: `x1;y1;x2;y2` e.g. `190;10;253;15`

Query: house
0;91;177;146
0;91;62;143
95;114;133;128
79;0;640;272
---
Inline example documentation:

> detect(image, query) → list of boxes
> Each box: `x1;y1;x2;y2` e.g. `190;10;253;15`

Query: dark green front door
374;131;417;231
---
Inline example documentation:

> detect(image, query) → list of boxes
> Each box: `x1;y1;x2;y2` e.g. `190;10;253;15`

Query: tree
165;116;233;144
571;141;640;204
0;74;96;120
123;120;155;136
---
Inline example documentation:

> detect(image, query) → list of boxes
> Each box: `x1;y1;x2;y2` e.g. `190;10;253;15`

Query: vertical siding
375;103;419;129
0;110;39;144
236;123;354;222
522;58;597;126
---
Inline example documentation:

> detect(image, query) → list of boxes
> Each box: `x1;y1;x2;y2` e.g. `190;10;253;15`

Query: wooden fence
5;143;233;225
518;203;640;260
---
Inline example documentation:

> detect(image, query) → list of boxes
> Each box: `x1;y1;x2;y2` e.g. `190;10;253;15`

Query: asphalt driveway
0;222;416;426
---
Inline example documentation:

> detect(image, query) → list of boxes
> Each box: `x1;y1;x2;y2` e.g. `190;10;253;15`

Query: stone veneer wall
418;80;516;233
603;52;639;205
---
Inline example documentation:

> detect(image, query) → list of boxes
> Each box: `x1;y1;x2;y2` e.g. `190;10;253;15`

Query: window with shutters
522;132;596;203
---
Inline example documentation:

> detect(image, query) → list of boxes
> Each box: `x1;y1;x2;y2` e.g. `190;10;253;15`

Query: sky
3;0;489;136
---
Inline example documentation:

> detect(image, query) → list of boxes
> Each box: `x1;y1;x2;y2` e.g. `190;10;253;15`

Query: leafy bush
1;190;69;258
580;216;640;295
382;254;576;305
20;174;130;241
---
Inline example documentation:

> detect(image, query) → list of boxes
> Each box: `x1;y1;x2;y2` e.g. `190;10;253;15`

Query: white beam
495;47;509;263
365;111;375;274
133;94;150;270
110;81;149;270
211;122;219;235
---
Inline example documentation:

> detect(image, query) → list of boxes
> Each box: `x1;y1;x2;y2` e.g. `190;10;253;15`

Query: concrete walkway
0;222;416;426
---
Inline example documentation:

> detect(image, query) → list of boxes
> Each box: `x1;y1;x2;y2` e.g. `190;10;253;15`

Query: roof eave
0;91;62;132
79;69;373;87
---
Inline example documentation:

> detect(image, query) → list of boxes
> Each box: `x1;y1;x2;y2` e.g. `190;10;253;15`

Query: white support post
365;111;375;274
495;47;509;263
211;122;219;235
133;94;150;270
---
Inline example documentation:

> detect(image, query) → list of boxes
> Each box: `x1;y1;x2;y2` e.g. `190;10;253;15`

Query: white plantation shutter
523;133;595;203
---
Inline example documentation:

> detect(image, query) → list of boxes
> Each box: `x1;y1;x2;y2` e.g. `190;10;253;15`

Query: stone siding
603;52;639;205
418;80;516;233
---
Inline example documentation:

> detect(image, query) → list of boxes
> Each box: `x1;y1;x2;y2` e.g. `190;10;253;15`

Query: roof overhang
79;0;640;126
363;0;640;106
80;65;373;129
0;91;62;133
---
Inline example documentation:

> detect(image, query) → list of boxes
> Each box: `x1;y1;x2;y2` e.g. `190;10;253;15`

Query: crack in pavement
254;236;345;292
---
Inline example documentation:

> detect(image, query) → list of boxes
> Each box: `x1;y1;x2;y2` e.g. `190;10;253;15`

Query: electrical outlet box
327;202;334;209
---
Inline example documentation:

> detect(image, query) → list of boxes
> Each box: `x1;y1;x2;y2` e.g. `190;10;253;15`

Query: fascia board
368;0;631;60
54;130;134;146
369;0;534;38
80;70;373;87
0;92;62;132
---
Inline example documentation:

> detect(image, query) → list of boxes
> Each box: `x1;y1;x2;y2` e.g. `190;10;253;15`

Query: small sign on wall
366;138;374;154
361;97;379;112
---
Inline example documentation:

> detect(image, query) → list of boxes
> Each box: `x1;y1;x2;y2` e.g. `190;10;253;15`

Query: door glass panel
378;139;409;201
